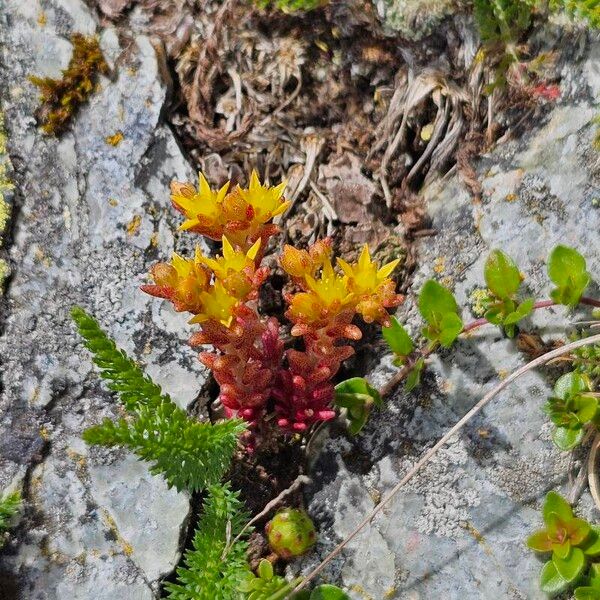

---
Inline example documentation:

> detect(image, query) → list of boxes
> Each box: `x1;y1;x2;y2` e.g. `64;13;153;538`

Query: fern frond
71;306;167;412
72;307;246;493
165;484;251;600
83;411;245;492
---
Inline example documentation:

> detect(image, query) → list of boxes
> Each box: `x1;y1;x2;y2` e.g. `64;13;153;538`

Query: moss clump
30;34;108;135
256;0;325;11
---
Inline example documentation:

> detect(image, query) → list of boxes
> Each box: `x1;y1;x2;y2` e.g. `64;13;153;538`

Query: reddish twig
582;296;600;308
462;299;555;333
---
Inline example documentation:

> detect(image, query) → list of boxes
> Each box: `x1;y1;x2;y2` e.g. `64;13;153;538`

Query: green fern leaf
165;484;251;600
72;307;245;493
71;306;167;412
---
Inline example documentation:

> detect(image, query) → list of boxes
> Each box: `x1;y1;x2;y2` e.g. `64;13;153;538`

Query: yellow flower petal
222;235;235;260
247;238;262;261
179;218;201;231
216;181;230;202
377;258;400;279
272;200;291;217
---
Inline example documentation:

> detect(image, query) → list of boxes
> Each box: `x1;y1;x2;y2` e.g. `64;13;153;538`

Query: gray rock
300;40;600;600
0;0;204;596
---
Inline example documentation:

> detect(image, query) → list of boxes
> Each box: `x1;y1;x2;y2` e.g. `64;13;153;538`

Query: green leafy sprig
544;372;598;450
72;307;245;493
240;560;350;600
166;484;251;600
527;492;600;595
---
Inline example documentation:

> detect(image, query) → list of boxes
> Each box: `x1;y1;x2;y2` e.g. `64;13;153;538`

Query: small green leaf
504;297;535;325
527;530;553;552
335;378;382;435
438;312;464;348
419;280;463;347
553;547;585;582
543;492;574;524
484;250;521;299
347;408;369;436
258;559;273;581
554;372;589;400
576;395;598;424
335;378;382;408
582;528;600;557
382;317;413;357
540;559;570;595
553;539;572;559
418;280;460;324
589;563;600;587
575;586;600;600
405;357;425;392
569;519;592;546
309;584;351;599
548;245;591;307
552;426;585;451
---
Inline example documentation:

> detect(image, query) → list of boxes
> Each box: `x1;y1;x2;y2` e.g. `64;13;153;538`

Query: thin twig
221;474;311;559
462;300;555;333
291;333;600;592
567;427;595;504
308;181;338;222
588;432;600;510
284;136;324;210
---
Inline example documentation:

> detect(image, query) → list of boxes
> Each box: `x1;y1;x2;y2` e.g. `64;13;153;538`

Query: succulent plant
266;508;316;559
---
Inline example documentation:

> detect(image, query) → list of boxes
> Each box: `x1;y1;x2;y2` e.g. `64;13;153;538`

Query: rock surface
0;0;206;597
1;0;600;598
300;37;600;600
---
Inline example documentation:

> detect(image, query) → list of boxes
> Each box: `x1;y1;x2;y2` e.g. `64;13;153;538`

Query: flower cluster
171;170;288;251
281;243;402;328
142;237;268;326
143;171;403;442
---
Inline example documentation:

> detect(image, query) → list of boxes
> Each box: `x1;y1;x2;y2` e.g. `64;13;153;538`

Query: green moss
30;34;108;136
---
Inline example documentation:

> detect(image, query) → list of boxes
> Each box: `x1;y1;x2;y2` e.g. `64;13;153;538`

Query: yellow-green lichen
0;259;10;292
0;112;13;238
30;34;108;136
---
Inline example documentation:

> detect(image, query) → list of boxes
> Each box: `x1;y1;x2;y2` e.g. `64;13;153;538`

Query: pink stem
461;299;556;334
582;296;600;308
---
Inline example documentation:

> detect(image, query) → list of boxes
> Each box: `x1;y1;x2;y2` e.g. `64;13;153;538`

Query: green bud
265;508;316;559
